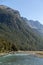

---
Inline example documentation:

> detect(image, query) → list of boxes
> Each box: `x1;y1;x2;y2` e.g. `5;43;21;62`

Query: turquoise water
0;54;43;65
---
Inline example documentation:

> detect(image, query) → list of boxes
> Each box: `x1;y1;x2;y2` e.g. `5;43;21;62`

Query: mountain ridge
22;17;43;35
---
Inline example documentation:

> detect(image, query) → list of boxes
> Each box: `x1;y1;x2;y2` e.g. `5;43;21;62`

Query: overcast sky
0;0;43;24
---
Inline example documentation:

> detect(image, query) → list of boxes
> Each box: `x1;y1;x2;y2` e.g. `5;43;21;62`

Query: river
0;53;43;65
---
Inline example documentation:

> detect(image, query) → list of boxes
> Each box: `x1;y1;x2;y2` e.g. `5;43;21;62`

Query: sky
0;0;43;24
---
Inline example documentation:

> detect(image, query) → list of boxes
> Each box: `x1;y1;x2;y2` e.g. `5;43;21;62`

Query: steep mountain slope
24;18;43;34
0;5;43;52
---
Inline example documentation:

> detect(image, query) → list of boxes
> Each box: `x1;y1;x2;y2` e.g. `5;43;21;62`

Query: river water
0;53;43;65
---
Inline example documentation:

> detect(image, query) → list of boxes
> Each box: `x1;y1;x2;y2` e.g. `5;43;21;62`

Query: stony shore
0;51;43;57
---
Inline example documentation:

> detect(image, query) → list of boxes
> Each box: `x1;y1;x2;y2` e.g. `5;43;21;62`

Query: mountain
24;18;43;34
0;5;43;52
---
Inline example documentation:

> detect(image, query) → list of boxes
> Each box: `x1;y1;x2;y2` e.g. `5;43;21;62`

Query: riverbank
0;51;43;57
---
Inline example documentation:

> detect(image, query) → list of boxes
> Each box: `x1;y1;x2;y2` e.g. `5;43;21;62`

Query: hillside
0;5;43;52
23;18;43;34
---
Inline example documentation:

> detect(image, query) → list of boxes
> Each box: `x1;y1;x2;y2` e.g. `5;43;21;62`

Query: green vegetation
0;38;18;52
